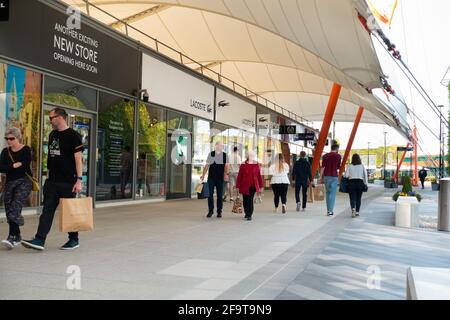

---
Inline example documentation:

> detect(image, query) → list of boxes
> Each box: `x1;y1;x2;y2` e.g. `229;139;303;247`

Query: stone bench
395;196;419;228
407;267;450;300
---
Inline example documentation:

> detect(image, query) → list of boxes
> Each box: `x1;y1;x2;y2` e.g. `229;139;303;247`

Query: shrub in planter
393;177;422;202
392;191;422;202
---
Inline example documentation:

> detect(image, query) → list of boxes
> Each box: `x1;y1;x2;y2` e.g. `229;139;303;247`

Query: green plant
392;191;422;202
401;176;413;193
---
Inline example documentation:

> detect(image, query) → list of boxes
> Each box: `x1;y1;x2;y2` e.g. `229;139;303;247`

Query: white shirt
344;164;368;184
228;152;242;173
270;163;290;184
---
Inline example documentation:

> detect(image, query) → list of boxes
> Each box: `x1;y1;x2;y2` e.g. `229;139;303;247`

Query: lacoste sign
0;0;9;21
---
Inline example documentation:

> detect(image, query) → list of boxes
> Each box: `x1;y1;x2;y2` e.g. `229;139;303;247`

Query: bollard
438;178;450;231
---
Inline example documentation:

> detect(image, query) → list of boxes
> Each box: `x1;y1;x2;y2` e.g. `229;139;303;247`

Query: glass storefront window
167;111;192;199
243;131;255;157
137;103;166;199
228;128;243;158
0;63;41;207
192;118;211;195
44;76;97;111
96;92;135;201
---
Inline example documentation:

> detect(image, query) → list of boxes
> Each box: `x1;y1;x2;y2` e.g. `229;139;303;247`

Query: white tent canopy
62;0;410;137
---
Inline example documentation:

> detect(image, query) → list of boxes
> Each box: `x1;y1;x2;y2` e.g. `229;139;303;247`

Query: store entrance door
166;131;191;199
41;105;94;198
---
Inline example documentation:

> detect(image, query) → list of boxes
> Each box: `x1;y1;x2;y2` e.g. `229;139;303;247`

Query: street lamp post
438;105;444;180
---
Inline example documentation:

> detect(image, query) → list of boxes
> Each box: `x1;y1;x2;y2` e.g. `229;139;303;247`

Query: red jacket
236;161;264;195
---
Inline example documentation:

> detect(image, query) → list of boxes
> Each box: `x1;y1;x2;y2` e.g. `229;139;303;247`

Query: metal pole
439;105;444;180
384;132;387;180
367;142;370;177
397;149;399;185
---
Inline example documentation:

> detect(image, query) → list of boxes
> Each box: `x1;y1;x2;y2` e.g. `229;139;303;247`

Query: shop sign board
142;54;214;120
0;0;140;94
215;89;256;133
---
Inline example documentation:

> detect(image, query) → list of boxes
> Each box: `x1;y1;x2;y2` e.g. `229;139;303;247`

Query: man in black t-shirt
22;107;84;251
200;141;229;218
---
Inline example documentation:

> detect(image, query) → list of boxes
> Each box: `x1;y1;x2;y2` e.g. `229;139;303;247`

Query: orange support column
311;83;342;180
339;106;364;180
393;142;411;183
413;126;418;186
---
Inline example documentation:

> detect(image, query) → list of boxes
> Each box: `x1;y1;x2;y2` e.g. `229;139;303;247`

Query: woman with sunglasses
0;127;32;250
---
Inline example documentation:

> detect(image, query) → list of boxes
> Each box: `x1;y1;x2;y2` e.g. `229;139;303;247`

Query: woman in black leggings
344;154;368;218
270;154;290;214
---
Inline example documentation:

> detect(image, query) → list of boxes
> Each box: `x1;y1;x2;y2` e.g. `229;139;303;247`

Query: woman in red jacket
236;150;264;221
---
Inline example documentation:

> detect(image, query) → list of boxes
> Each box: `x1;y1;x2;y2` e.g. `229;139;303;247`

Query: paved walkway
0;185;448;300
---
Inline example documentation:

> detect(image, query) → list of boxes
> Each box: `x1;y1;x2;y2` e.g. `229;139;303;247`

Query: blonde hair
5;127;22;142
276;153;285;173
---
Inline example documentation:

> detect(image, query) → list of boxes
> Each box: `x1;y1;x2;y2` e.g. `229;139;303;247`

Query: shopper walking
419;167;427;190
22;107;84;251
319;142;341;216
228;146;242;202
292;151;312;212
236;150;263;221
200;141;229;218
344;154;368;218
0;127;33;250
270;153;290;213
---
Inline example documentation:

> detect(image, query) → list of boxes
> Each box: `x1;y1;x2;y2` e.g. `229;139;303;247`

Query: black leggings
272;184;289;208
348;179;364;212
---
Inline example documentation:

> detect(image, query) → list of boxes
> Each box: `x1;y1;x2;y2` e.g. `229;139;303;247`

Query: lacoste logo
258;117;268;123
218;100;229;108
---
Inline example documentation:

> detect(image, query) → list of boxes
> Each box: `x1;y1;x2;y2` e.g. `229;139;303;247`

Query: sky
318;0;449;155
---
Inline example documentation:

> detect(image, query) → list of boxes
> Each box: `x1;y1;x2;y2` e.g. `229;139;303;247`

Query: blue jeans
324;176;338;213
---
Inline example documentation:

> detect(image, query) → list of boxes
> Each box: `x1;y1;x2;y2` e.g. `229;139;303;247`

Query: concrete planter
395;196;420;228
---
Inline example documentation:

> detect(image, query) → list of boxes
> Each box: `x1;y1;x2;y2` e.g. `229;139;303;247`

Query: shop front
0;0;140;209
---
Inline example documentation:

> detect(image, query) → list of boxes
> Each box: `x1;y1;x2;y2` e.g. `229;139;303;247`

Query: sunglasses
4;137;16;141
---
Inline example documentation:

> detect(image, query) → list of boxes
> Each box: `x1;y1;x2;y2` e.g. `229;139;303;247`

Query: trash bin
438;178;450;231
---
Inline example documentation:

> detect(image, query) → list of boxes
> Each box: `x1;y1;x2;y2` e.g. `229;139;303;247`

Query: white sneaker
274;207;279;213
351;209;356;218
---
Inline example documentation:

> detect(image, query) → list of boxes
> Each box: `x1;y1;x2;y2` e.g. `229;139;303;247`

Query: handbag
363;183;368;192
197;182;210;199
7;148;40;192
232;196;243;214
59;196;94;232
339;177;349;193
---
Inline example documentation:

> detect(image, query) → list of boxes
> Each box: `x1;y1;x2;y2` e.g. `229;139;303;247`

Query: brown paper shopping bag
59;197;94;233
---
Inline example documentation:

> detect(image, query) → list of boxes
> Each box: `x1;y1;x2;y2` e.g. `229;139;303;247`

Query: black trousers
272;183;289;208
420;178;425;189
243;187;256;218
207;179;224;213
295;182;308;209
348;179;364;212
36;180;78;242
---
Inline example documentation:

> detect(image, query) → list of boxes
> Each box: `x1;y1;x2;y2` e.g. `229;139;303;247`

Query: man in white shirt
227;146;241;201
